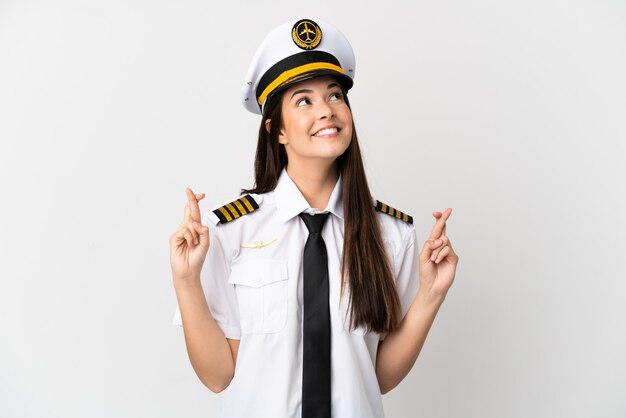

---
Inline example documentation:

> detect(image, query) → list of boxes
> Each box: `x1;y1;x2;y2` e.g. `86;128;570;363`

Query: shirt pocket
227;259;289;334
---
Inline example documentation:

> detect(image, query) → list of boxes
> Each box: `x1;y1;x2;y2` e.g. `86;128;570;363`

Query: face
267;75;353;166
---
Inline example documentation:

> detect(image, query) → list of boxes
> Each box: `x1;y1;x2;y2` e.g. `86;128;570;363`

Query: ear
266;118;288;144
274;123;289;145
277;129;288;145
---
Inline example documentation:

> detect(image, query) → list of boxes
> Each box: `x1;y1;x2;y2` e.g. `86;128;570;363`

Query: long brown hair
241;85;402;334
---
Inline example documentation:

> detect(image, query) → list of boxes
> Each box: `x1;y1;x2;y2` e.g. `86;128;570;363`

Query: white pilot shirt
173;168;420;418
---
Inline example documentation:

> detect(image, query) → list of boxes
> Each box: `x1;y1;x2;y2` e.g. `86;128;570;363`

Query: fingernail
435;239;442;245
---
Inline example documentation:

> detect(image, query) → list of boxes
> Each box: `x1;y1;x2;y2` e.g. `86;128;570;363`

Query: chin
318;143;351;159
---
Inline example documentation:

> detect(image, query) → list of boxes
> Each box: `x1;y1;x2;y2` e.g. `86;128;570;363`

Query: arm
375;208;458;394
174;279;239;393
170;189;241;393
375;292;444;394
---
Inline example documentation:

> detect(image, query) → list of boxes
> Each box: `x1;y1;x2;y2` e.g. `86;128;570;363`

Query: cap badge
292;19;322;50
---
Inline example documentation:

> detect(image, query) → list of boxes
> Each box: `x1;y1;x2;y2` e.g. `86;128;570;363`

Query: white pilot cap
241;18;356;115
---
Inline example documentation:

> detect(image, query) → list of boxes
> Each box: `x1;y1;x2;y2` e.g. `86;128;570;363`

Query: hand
169;188;210;283
418;208;459;301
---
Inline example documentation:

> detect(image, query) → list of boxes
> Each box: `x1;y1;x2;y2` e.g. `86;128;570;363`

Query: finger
178;203;191;229
435;239;459;265
187;220;199;245
183;230;194;248
432;212;448;236
429;235;449;261
435;246;451;264
193;221;210;248
446;246;459;263
191;194;205;214
419;237;444;263
186;188;202;223
169;228;185;249
171;223;190;242
170;227;190;255
428;208;452;240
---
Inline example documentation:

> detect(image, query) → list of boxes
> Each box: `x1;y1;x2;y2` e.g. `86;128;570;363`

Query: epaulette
212;194;260;224
375;200;413;224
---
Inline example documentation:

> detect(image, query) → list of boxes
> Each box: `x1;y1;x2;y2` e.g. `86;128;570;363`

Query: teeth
314;128;338;136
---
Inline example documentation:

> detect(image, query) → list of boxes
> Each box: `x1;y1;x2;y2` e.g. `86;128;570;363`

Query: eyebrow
290;82;341;99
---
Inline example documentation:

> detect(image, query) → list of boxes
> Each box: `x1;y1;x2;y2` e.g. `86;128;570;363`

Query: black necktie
299;212;331;418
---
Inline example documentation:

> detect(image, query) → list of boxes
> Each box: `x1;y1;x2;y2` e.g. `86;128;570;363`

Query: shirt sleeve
379;225;420;341
172;216;241;340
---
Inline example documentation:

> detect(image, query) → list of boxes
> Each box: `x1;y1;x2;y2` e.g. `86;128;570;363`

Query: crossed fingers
428;208;452;263
185;188;204;222
181;188;205;246
429;208;451;240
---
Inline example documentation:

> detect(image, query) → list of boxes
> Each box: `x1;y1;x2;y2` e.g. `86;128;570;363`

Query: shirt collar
274;168;344;223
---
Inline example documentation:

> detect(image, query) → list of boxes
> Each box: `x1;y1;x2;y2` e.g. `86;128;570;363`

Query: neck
285;161;339;210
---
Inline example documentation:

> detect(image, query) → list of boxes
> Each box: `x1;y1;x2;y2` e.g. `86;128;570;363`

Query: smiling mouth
313;127;340;136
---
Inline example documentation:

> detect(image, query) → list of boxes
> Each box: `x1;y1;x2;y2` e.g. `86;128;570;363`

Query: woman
170;18;458;418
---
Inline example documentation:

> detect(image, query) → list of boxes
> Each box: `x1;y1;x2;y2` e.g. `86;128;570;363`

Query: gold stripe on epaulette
213;194;260;224
240;196;255;212
218;206;232;222
233;199;246;216
226;203;240;219
375;200;413;224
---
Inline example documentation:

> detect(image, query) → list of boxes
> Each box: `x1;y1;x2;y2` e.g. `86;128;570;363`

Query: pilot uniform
173;169;419;417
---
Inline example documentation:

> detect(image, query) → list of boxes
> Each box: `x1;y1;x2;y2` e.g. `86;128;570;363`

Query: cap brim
262;70;353;113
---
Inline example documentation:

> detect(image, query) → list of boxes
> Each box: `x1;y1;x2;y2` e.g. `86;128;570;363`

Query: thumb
420;238;442;263
193;221;210;249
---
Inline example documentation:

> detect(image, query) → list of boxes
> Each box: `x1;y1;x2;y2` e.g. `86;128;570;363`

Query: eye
296;97;311;107
329;91;343;101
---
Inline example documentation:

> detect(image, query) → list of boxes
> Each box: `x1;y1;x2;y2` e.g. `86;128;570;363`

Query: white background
1;1;625;417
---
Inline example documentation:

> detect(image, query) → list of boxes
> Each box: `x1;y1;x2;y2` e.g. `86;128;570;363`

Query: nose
317;100;334;119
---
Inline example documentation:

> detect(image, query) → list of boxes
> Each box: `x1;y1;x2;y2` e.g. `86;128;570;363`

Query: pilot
170;17;458;418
